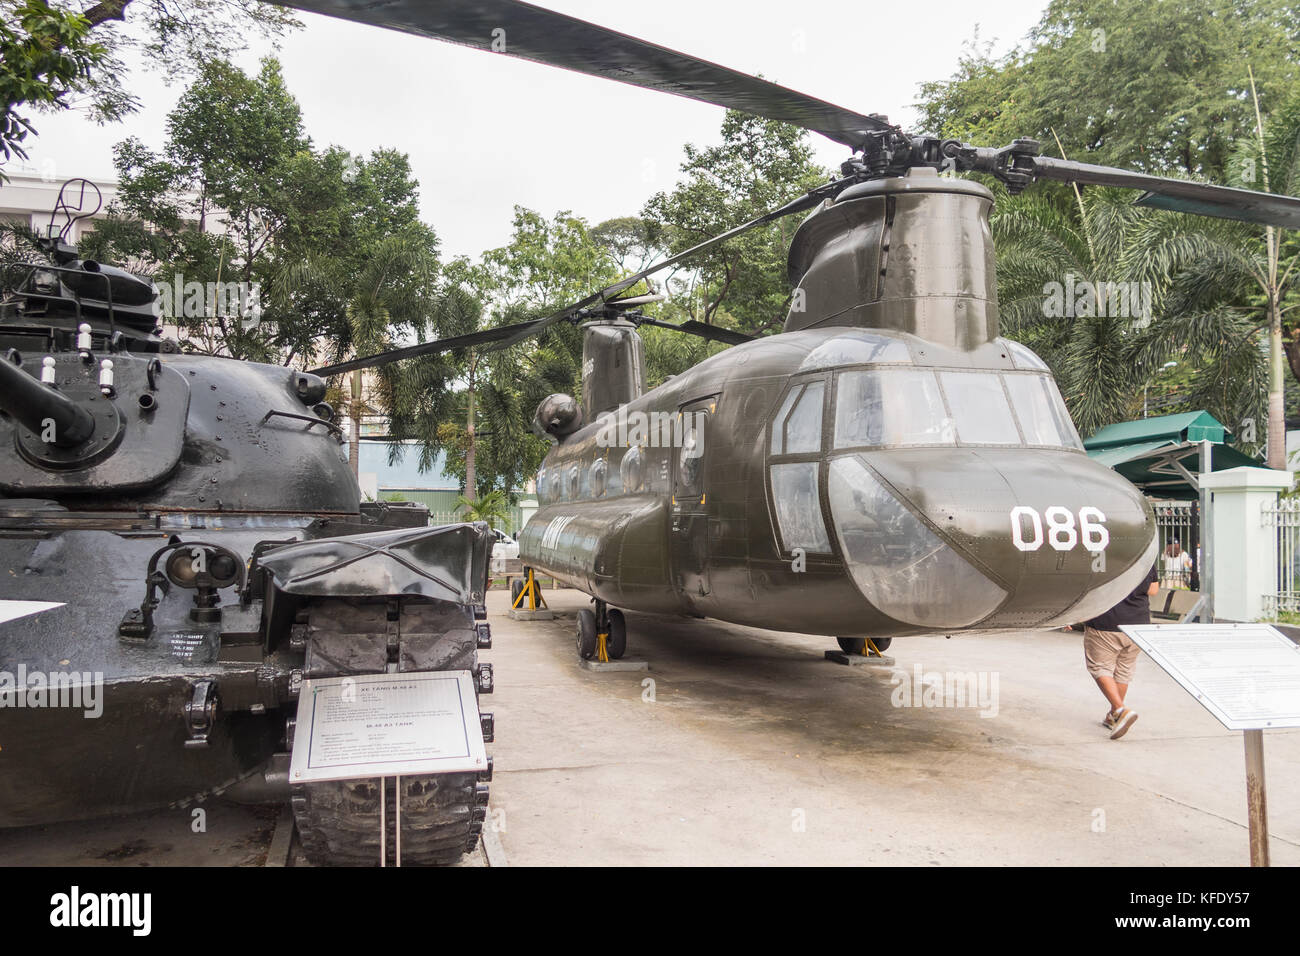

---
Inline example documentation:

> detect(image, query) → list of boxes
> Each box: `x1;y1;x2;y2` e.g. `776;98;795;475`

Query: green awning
1085;410;1228;450
1083;410;1262;499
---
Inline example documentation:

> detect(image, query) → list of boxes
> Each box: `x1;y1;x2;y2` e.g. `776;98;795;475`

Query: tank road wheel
510;577;524;606
290;597;491;866
576;608;598;660
606;608;627;660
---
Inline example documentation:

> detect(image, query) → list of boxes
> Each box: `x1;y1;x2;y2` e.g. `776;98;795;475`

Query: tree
319;233;440;476
992;186;1268;441
642;110;828;335
1;1;110;165
1117;81;1300;465
83;58;441;368
1;0;298;166
84;56;313;359
387;208;626;499
470;206;620;314
591;216;660;273
455;490;508;528
916;0;1300;182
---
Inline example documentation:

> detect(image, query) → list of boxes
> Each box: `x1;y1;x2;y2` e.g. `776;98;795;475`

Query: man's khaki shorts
1083;626;1140;683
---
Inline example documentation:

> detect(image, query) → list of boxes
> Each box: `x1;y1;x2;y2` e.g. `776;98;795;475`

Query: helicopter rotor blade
307;176;846;377
485;176;847;350
1033;157;1300;230
307;318;546;376
604;293;666;308
635;318;755;346
954;141;1300;230
270;0;891;148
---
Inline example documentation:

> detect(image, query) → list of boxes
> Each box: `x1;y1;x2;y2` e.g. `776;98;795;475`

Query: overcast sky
16;0;1047;260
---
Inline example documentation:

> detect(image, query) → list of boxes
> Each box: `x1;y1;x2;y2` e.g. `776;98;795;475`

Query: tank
0;217;494;866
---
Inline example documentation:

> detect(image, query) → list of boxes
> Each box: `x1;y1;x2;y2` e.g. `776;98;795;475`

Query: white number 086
1010;506;1108;552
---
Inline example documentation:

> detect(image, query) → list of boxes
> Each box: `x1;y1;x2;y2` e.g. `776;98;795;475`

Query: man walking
1078;563;1159;739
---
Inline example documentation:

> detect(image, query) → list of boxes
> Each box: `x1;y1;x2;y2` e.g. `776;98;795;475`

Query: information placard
289;670;487;784
1119;623;1300;731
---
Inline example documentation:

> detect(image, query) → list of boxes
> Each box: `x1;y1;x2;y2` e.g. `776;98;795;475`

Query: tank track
289;597;492;866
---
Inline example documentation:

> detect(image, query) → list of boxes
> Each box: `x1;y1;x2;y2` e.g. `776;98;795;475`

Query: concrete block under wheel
579;658;649;672
824;650;895;667
508;609;554;621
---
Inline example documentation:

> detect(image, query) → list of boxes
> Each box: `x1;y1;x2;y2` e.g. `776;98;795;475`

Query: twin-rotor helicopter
288;0;1300;660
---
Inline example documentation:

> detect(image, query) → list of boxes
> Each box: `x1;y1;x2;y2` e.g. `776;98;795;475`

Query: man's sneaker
1107;707;1138;740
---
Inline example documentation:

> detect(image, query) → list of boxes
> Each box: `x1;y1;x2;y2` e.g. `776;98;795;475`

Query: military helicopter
292;0;1300;660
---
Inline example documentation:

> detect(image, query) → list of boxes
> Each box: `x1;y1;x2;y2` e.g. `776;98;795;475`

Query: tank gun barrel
0;354;96;447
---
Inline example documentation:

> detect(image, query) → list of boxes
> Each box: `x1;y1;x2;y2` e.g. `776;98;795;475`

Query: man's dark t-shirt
1086;564;1158;631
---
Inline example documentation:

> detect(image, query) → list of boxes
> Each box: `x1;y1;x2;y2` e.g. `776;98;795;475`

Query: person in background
1068;563;1159;739
1160;539;1193;589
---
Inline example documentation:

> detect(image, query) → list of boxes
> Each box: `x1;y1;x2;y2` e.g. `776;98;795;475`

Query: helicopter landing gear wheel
836;636;892;655
576;608;598;660
579;600;624;661
510;577;524;605
606;608;627;660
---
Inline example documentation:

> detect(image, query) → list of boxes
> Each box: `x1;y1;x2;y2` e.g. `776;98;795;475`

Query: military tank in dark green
0;191;494;866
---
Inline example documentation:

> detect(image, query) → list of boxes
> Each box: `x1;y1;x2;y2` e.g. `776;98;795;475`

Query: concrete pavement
483;588;1299;866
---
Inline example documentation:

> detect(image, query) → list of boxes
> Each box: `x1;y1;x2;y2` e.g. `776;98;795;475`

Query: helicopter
289;0;1300;661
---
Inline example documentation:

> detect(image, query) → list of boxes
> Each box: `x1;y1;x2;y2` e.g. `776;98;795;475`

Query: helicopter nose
827;449;1156;630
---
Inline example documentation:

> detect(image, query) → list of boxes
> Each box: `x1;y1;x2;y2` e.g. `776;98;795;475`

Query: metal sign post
1120;623;1300;866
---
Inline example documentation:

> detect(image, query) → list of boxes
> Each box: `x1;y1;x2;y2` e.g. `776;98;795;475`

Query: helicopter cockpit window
797;331;911;372
770;462;831;553
1004;374;1082;449
768;381;831;552
937;371;1020;445
770;381;824;455
834;368;954;448
832;367;1084;450
1002;339;1050;372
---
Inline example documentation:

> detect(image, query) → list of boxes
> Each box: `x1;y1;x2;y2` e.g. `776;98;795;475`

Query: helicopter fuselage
520;325;1156;638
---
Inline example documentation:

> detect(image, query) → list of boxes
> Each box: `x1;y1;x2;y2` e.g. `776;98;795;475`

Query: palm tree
455;490;509;529
992;184;1268;441
277;234;438;476
384;284;584;501
994;86;1300;458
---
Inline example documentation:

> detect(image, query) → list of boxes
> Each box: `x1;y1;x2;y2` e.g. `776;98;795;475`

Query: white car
490;528;520;565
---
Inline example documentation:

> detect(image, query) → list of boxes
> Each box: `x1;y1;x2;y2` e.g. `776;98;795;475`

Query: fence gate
1263;497;1300;618
1151;500;1198;591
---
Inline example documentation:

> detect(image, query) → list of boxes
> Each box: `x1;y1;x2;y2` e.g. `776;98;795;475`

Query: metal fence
1262;497;1300;617
1151;500;1199;591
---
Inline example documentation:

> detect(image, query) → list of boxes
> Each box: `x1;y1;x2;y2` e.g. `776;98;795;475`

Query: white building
0;167;124;243
1;166;226;244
